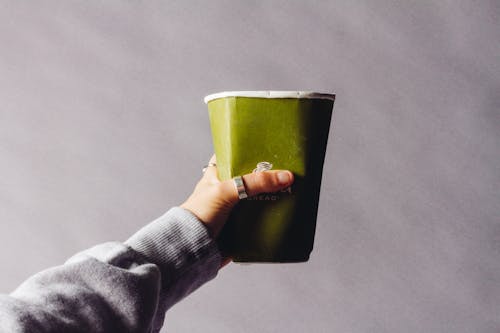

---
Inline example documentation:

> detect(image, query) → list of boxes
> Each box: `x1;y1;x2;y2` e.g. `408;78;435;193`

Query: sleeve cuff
124;207;222;306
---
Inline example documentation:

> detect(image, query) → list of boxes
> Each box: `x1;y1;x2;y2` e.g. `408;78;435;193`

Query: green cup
205;91;335;263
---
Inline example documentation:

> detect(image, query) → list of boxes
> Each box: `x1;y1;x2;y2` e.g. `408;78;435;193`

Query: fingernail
277;171;291;185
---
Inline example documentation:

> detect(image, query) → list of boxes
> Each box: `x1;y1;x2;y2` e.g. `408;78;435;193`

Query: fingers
243;170;294;197
220;170;294;203
202;154;294;203
208;154;216;165
203;154;218;182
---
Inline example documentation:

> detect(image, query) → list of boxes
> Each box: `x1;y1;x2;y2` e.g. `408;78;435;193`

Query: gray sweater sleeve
0;207;222;333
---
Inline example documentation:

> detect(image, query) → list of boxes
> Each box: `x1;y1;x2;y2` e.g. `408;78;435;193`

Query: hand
180;155;294;265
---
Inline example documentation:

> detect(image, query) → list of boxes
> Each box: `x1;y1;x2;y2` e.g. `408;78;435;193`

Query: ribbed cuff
124;207;222;299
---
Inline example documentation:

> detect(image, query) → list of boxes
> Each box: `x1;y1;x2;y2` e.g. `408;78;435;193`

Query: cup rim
204;91;335;104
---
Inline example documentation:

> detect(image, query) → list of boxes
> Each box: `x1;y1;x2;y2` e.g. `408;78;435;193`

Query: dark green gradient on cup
207;93;335;262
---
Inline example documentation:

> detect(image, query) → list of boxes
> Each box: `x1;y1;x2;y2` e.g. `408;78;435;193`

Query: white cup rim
204;91;335;104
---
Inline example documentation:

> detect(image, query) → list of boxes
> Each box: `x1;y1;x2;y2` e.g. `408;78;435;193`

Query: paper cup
205;91;335;262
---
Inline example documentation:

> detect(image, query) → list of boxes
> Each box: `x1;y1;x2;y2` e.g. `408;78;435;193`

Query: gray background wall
0;1;499;332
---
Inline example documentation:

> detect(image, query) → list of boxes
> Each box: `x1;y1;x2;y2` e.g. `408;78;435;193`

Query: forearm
0;207;222;333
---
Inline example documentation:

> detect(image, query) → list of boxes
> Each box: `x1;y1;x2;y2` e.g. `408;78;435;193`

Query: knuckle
213;182;238;204
253;172;269;188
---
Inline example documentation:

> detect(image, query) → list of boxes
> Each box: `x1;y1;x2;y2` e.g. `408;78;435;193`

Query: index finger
203;154;219;183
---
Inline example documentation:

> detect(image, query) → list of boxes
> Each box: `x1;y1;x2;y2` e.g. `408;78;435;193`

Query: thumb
221;170;294;203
